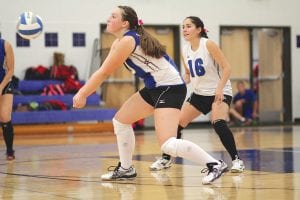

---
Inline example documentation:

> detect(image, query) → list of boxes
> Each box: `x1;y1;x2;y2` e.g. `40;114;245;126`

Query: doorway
220;26;291;123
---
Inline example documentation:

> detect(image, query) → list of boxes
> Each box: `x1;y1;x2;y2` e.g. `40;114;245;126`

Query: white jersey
182;37;232;96
124;30;184;89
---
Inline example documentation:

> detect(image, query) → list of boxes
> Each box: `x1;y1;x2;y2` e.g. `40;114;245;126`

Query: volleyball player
150;16;245;173
73;6;228;184
0;38;16;160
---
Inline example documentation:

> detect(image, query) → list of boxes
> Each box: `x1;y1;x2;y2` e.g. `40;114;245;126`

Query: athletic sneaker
101;162;137;181
201;160;228;185
231;158;245;173
149;157;172;171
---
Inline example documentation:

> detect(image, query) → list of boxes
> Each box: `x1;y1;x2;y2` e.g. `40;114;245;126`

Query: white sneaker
101;162;137;180
149;157;172;171
231;158;245;173
202;160;228;185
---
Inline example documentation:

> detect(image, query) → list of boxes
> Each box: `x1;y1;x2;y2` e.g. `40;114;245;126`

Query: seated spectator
230;81;258;125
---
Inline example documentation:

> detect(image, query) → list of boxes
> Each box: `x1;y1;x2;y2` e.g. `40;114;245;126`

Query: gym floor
0;125;299;199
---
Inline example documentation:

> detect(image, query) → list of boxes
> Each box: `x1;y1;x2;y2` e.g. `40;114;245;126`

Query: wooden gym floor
0;124;300;199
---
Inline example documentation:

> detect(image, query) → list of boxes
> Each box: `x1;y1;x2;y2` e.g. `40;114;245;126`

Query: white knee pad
161;137;182;157
112;118;133;136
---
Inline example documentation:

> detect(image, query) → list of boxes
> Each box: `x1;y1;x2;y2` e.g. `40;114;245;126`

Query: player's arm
206;40;231;98
0;41;15;92
180;53;190;84
77;36;135;98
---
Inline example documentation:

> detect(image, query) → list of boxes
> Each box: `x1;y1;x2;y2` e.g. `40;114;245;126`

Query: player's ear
122;20;129;28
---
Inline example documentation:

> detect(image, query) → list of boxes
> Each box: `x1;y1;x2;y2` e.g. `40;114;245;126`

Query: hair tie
203;28;209;33
138;19;144;26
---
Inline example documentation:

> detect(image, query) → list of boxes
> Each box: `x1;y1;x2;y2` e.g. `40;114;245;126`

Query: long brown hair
118;6;166;58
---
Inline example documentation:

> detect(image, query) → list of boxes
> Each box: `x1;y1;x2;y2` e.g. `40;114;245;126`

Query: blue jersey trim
125;58;156;88
0;39;6;82
163;55;179;72
163;54;184;83
124;30;140;53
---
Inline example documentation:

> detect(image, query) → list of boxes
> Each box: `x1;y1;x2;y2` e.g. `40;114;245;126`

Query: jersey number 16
188;58;205;77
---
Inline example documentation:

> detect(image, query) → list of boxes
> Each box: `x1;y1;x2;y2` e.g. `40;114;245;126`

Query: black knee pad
1;121;13;133
212;119;227;135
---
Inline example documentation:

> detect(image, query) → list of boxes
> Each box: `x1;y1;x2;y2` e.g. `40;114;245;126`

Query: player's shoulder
124;30;139;40
204;38;216;47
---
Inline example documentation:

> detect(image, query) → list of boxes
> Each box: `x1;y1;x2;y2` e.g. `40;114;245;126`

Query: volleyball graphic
17;11;43;40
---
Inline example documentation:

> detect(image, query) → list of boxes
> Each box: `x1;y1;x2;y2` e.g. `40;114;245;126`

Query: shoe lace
201;163;218;174
155;157;164;161
233;158;242;164
153;157;165;164
107;162;122;173
107;162;133;177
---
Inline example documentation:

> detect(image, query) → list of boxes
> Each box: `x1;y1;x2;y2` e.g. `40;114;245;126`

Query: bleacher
12;80;116;124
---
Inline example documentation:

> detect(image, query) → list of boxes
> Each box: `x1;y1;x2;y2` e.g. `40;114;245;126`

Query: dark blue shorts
187;93;232;115
139;84;187;109
2;81;14;95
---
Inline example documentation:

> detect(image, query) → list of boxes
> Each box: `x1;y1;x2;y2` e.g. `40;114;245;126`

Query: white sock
113;118;135;169
161;137;218;165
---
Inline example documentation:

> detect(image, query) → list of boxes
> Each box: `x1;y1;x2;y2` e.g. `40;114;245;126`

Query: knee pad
1;121;13;130
1;121;13;137
212;119;227;135
112;118;133;136
161;137;181;157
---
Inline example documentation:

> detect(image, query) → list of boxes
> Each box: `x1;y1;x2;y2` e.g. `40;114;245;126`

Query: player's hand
214;88;223;104
183;73;191;84
73;92;87;108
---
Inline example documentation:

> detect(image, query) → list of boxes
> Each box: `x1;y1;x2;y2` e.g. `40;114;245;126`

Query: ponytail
119;5;166;58
136;26;166;58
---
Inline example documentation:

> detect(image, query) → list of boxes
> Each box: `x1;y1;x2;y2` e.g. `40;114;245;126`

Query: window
45;32;58;47
73;33;85;47
16;33;30;47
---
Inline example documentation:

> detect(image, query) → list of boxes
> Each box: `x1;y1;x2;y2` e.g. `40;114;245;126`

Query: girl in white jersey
150;16;245;173
73;6;227;184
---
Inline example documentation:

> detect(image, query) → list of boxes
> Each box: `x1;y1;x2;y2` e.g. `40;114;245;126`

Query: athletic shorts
2;81;14;95
187;93;232;115
139;84;187;109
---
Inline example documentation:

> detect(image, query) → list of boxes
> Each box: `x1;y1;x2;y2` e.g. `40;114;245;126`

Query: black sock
212;119;239;160
161;125;184;160
1;121;14;154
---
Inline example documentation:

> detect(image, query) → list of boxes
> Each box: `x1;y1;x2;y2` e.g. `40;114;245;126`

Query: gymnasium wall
0;0;299;120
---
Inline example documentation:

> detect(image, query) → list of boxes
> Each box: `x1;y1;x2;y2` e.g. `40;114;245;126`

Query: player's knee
161;137;181;157
0;114;11;122
112;118;133;136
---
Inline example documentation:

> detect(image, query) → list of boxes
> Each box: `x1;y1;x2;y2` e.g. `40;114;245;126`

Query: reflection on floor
0;125;300;199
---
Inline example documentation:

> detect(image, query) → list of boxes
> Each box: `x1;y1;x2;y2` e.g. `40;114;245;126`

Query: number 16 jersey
182;37;232;96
